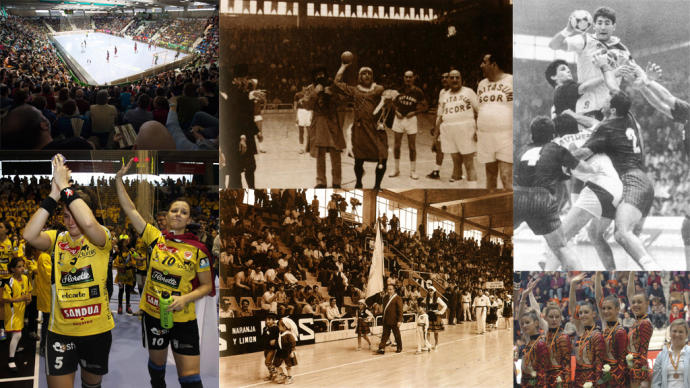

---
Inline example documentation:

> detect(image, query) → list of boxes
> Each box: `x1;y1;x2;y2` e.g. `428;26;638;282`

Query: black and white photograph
220;0;512;190
218;188;512;387
513;0;690;271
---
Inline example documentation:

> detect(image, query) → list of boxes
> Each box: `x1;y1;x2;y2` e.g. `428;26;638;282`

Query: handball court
251;112;501;190
52;32;187;85
514;216;687;270
222;323;512;388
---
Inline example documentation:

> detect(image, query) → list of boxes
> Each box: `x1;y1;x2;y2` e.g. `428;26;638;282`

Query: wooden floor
250;112;500;189
221;322;512;388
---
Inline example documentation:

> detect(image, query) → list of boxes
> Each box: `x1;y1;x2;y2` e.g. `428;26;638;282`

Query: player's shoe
427;170;440;179
284;376;294;384
126;306;134;315
410;172;419;180
8;359;17;372
389;170;400;177
0;329;6;340
118;306;123;315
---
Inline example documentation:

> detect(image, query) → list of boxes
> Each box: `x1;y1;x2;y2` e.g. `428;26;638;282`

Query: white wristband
254;115;263;122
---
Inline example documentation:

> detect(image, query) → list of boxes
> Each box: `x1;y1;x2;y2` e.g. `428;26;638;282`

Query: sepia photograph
220;0;512;190
513;0;690;271
219;188;512;387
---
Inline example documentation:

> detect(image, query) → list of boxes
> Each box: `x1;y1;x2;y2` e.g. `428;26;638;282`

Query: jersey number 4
626;128;641;153
520;147;543;166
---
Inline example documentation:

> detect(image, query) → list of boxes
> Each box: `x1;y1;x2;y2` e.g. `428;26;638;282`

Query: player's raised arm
627;271;636;307
548;20;576;51
53;157;107;247
23;179;60;251
114;158;147;235
593;272;604;328
569;272;586;333
561;109;599;129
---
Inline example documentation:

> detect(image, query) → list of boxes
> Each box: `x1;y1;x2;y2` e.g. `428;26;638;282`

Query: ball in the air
341;51;353;64
569;10;593;32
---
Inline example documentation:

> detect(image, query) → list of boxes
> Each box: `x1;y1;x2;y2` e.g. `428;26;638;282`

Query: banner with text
219;314;316;357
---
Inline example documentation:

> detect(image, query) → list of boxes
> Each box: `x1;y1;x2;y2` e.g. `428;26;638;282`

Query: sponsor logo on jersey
58;242;82;255
52;341;76;353
150;269;181;288
146;293;160;308
156;242;178;254
61;303;101;319
184;251;192;260
60;265;94;286
199;257;209;269
57;287;90;302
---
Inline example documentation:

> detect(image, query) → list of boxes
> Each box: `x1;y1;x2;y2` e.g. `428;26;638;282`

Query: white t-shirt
477;74;513;133
553;126;622;198
439;86;478;125
564;33;631;113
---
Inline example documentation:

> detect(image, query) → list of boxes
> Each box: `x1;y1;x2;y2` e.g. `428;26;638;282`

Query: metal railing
314;313;417;333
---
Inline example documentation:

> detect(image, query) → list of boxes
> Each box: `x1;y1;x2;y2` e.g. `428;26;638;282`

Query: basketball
341;51;353;64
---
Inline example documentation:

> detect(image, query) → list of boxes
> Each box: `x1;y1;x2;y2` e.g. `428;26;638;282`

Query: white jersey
564;33;631;113
439;87;478;125
437;88;449;112
477;74;512;133
553;126;622;196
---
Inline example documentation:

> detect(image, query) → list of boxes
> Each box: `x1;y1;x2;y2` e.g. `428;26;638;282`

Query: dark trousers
378;324;402;351
26;296;38;334
448;306;456;324
40;312;50;352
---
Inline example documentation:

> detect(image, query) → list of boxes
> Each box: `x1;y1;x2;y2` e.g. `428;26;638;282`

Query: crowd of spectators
226;17;511;104
514;51;690;216
219;189;512;332
158;18;208;49
93;15;131;33
196;15;218;63
133;18;169;43
1;13;220;150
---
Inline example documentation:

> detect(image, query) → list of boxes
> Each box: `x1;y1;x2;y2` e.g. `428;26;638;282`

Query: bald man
1;105;93;149
389;70;427;180
135;120;176;150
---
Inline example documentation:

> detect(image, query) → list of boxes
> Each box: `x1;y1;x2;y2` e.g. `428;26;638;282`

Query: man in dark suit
377;284;403;354
448;285;459;325
227;63;260;188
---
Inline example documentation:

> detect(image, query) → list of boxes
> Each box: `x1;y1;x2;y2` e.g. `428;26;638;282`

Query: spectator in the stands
89;89;118;148
123;93;154;133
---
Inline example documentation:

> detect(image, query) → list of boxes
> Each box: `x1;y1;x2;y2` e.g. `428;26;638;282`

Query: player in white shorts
294;84;313;154
427;72;449;180
436;70;478;183
389;70;427;179
549;6;631;117
477;52;513;189
542;112;623;270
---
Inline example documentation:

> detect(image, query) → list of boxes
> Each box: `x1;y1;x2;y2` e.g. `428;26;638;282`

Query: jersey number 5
625;128;641;153
520;147;543;166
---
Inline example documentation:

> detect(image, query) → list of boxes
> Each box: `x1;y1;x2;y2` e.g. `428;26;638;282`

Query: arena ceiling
1;0;217;11
385;189;513;238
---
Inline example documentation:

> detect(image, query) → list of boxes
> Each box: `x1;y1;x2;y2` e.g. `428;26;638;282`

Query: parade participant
569;273;605;387
425;286;447;349
626;271;653;388
594;272;628;387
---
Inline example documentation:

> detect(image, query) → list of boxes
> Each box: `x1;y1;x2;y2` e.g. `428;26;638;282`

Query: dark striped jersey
515;142;579;193
394;85;425;116
583;115;645;174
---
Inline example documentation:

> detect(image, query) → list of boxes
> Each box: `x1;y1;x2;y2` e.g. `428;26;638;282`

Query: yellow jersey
0;238;13;280
3;274;31;331
35;252;52;313
140;224;210;322
114;252;136;286
46;228;114;336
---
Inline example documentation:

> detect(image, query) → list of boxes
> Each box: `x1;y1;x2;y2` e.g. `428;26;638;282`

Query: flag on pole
366;222;384;299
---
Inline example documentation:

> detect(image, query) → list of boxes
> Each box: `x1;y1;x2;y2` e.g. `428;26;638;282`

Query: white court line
0;376;35;382
237;330;494;388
